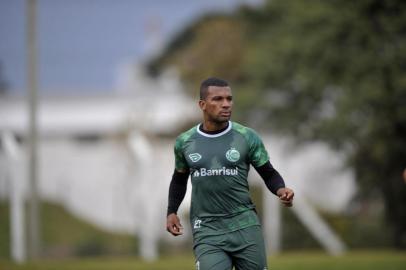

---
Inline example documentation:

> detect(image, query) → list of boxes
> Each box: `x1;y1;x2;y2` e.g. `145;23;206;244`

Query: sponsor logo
226;148;240;162
193;167;238;177
189;153;202;162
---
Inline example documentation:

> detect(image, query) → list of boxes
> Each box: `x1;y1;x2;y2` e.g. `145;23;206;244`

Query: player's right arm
166;169;189;236
166;136;190;236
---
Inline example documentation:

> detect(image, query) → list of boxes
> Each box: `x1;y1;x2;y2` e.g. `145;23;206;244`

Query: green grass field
1;251;405;270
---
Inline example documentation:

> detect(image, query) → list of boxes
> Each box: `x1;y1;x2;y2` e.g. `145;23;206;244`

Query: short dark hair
200;77;229;100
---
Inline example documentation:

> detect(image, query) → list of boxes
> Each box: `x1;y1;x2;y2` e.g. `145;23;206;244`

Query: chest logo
189;153;202;162
226;148;240;162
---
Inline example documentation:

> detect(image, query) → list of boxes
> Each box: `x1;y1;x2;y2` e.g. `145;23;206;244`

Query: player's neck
201;121;229;134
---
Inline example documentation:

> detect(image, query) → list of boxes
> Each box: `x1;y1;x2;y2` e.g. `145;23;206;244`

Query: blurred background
0;0;405;269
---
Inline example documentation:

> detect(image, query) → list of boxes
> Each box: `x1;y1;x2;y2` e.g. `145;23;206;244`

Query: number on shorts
194;219;201;229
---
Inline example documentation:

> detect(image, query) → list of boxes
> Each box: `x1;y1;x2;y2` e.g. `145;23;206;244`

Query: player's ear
198;99;206;110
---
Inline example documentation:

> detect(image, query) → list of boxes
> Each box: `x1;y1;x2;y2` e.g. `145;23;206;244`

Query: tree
242;0;406;248
148;14;247;98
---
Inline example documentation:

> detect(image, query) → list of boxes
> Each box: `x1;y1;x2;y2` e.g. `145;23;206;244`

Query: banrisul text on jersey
192;167;238;177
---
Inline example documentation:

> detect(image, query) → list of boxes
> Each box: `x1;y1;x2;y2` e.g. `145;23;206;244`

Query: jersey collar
197;121;232;138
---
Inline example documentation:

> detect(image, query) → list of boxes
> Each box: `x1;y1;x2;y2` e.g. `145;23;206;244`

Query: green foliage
42;202;138;257
242;0;406;248
243;0;406;142
279;204;392;251
148;13;249;97
0;202;10;258
281;207;320;250
0;201;138;259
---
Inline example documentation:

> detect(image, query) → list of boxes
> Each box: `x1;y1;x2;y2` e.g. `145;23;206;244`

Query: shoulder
175;125;198;148
231;122;262;141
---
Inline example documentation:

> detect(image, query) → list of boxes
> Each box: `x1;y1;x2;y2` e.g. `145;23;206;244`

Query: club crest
226;148;240;162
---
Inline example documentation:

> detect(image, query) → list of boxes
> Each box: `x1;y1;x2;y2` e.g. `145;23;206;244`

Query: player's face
199;86;233;123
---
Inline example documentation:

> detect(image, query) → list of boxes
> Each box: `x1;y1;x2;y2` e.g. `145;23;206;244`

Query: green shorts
193;225;268;270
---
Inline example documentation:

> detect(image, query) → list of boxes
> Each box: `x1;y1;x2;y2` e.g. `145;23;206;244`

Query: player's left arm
254;162;294;207
247;128;294;207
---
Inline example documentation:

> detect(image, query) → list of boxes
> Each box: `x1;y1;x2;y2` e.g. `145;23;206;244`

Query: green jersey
174;121;270;237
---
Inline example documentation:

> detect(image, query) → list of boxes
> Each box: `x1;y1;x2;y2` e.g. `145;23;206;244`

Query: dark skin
166;86;294;236
199;85;233;131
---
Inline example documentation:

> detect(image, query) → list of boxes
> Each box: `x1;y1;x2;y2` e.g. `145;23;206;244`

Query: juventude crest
226;148;240;162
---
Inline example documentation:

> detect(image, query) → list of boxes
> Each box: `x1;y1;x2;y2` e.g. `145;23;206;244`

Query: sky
0;0;263;94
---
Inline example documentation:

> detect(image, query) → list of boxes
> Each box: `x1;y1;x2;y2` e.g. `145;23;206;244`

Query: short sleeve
174;137;189;171
247;129;269;167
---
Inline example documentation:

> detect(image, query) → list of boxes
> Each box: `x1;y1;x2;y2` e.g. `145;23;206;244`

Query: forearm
167;169;189;216
254;161;285;195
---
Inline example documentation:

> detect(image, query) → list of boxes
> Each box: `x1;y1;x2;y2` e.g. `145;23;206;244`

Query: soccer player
166;77;294;270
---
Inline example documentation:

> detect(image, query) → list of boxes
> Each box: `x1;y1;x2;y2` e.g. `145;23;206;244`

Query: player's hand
166;213;184;236
277;187;294;207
